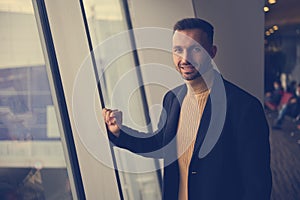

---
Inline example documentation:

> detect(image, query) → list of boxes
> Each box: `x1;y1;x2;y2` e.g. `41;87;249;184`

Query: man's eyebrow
172;45;182;49
190;44;202;48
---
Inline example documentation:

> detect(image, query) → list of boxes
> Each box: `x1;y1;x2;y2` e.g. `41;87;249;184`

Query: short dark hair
173;18;214;44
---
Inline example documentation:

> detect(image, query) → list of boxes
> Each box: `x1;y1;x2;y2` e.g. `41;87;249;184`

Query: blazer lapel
192;73;227;159
164;85;187;144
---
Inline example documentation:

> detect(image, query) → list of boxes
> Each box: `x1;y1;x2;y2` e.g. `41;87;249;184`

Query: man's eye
193;47;201;52
173;48;183;53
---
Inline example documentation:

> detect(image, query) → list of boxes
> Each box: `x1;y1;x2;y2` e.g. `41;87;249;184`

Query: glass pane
0;1;73;199
83;0;161;199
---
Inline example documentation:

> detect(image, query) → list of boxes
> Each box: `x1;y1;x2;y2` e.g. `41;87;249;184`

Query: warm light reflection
273;25;279;31
266;31;271;36
269;29;274;33
264;6;270;12
268;0;276;4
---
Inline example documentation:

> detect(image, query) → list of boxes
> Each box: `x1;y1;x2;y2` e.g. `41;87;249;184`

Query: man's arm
102;91;174;157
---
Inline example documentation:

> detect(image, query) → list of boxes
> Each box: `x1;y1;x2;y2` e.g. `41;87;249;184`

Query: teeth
180;64;193;67
181;66;194;69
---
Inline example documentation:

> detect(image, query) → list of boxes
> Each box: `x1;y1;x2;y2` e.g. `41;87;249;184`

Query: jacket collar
166;70;227;160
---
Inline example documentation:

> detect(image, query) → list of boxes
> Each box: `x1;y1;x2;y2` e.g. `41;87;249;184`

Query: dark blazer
110;73;272;200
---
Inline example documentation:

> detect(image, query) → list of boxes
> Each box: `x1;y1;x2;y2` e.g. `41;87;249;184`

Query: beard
182;71;201;80
178;63;211;81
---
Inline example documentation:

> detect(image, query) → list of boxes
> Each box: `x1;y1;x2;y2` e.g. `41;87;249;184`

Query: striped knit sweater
176;75;211;200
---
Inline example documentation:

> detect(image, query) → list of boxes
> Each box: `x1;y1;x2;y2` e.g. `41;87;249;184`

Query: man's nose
181;50;191;64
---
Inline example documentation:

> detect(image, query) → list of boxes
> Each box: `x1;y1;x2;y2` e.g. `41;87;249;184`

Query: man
273;83;300;129
103;18;272;200
264;80;283;111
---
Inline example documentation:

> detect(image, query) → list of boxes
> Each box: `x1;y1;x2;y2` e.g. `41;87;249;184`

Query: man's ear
210;45;217;58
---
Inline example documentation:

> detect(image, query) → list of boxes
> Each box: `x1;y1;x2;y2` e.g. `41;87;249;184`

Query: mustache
179;61;198;68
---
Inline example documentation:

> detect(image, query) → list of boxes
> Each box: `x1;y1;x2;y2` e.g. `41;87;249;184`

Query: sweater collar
185;69;214;95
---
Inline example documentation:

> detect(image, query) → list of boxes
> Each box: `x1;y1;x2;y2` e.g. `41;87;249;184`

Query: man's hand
102;108;122;137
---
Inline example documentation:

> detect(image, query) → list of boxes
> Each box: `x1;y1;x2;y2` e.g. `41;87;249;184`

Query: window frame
32;0;86;199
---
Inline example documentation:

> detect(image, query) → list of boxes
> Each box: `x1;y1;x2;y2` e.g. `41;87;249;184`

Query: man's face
274;82;279;89
296;86;300;96
172;29;216;80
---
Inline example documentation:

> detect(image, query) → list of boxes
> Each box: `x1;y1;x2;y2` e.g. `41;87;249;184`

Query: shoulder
222;80;268;131
164;84;186;101
222;79;266;121
223;79;261;106
220;79;266;121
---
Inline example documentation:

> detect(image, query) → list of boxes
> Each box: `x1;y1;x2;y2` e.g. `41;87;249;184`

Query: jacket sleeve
236;98;272;200
108;91;173;158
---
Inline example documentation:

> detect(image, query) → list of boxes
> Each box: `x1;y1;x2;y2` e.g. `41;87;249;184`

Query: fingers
102;108;122;136
102;108;120;125
102;108;113;124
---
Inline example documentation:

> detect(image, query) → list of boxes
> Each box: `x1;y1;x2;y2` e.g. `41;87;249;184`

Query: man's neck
185;69;214;95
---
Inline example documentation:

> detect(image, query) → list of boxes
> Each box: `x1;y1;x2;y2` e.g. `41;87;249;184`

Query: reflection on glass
83;0;161;199
0;1;72;199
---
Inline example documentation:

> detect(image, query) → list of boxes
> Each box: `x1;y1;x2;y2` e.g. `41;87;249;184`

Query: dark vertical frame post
78;1;125;199
120;0;163;191
33;0;86;199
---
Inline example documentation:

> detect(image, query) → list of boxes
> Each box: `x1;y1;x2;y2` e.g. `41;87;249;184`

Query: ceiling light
266;31;271;36
273;25;278;31
269;29;274;33
268;0;276;4
264;6;270;12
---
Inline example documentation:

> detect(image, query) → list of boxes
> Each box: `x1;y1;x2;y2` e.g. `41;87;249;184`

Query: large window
0;1;74;199
82;0;161;199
